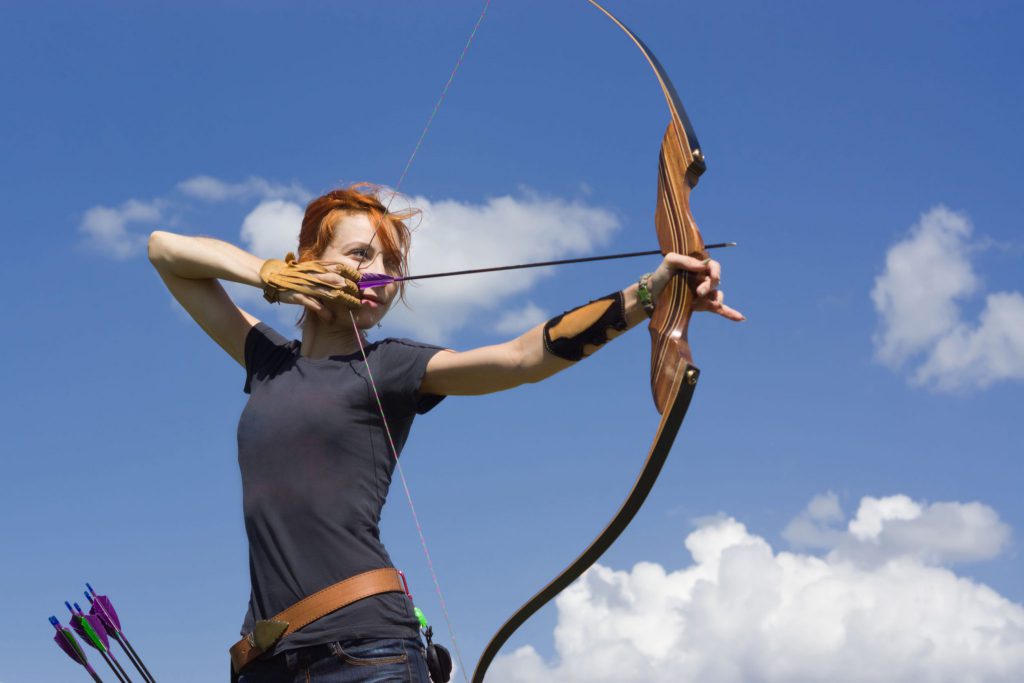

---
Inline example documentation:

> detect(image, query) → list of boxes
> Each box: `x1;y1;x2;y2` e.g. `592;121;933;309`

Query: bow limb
471;3;707;680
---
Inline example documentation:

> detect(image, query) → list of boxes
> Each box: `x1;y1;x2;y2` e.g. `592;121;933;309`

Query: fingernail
701;258;711;265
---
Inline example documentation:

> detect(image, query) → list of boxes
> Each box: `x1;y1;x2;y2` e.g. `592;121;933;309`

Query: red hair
294;183;418;326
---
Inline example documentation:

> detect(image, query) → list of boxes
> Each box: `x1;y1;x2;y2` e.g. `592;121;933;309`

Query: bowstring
349;311;468;680
363;0;493;255
350;3;492;681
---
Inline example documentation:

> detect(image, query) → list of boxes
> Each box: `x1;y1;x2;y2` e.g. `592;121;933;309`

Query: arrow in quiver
67;601;133;683
51;615;105;683
86;584;157;682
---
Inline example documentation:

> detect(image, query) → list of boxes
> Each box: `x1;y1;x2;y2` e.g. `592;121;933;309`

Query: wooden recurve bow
471;2;709;680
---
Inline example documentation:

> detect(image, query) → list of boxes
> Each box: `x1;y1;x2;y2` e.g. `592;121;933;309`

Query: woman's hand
648;252;745;322
273;261;362;324
277;288;336;322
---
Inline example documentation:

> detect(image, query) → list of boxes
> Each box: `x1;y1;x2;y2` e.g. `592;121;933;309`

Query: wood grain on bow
471;2;708;680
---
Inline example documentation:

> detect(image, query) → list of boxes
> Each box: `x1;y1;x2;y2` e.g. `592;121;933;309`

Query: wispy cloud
491;493;1022;683
79;199;165;260
871;206;1024;391
493;302;548;335
177;175;310;203
79;174;310;261
784;491;1011;565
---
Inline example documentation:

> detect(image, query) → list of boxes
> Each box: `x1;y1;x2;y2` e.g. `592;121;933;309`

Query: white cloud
491;495;1023;683
493;302;548;335
784;493;1011;566
781;490;846;549
79;199;164;259
871;206;1024;391
177;175;310;203
384;191;620;341
239;199;306;259
913;291;1024;390
234;199;313;331
80;174;308;261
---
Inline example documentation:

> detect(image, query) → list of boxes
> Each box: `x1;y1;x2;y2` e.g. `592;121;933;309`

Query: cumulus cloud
780;490;846;549
871;206;1024;391
491;494;1023;683
239;199;306;259
177;175;310;203
384;191;620;341
79;199;164;259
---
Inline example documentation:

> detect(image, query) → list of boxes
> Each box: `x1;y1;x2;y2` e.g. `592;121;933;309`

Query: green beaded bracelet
638;273;656;317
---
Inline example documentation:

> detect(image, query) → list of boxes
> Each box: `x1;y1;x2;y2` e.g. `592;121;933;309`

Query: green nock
414;606;429;630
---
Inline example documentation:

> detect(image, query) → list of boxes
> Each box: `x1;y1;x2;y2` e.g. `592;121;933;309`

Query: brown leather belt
229;567;405;674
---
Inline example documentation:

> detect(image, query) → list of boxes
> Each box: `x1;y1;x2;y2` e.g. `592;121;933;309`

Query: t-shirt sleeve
243;322;291;394
379;339;449;416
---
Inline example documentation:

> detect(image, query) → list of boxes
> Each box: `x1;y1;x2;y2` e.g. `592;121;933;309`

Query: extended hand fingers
696;289;745;321
717;303;745;321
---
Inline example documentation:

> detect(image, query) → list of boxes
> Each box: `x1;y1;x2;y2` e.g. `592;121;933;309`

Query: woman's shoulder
377;337;445;351
369;338;448;370
249;321;297;348
372;338;449;362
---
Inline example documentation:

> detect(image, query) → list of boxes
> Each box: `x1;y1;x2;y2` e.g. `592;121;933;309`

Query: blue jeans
237;638;432;683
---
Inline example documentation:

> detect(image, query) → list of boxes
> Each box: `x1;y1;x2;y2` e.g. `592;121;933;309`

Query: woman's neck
299;315;367;359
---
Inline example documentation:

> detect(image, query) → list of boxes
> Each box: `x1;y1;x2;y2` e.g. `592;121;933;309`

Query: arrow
357;242;737;290
50;616;105;682
67;602;131;683
86;584;157;683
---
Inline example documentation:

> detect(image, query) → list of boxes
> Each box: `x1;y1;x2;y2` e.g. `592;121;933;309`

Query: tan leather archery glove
259;252;362;309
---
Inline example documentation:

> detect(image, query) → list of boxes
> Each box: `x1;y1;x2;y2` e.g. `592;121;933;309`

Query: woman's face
317;212;400;329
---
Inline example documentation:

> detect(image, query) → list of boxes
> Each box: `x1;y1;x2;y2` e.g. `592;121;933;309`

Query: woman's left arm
420;253;743;396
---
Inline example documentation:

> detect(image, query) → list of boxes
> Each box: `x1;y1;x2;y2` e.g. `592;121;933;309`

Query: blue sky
2;1;1022;681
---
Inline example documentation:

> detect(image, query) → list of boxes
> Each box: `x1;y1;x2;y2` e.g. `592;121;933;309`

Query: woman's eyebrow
340;240;375;253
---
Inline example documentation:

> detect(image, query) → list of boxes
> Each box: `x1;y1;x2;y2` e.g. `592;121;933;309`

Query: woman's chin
318;301;386;330
353;308;383;330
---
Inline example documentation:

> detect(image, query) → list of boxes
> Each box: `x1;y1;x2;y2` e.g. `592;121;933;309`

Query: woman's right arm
147;230;265;368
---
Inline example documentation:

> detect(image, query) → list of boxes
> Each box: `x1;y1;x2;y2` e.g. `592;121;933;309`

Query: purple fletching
90;594;121;634
53;628;86;664
358;272;398;290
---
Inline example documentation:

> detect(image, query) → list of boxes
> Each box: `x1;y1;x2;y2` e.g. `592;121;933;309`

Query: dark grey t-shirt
237;322;446;654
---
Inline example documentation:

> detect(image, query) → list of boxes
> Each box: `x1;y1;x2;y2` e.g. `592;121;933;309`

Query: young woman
147;184;743;683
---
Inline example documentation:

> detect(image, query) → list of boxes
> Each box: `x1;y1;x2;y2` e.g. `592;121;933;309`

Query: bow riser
650;119;707;413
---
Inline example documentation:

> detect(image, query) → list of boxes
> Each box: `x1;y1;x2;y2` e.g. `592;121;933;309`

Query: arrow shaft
97;648;128;683
358;242;736;289
109;652;134;683
116;634;156;683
